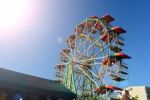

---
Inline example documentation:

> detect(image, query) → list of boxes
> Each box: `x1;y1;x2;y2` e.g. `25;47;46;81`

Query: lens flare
0;0;28;28
0;0;38;29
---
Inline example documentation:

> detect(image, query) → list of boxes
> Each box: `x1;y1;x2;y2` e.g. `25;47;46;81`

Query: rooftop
0;67;76;99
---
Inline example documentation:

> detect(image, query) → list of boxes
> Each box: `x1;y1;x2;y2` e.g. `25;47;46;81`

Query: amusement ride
55;14;131;100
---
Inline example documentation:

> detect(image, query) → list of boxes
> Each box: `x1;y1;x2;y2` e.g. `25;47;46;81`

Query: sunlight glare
0;0;28;28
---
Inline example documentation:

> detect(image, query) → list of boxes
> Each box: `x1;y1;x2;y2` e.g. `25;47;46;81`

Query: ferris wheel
55;14;131;99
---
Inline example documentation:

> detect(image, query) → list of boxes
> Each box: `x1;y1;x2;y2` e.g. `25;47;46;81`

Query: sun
0;0;28;28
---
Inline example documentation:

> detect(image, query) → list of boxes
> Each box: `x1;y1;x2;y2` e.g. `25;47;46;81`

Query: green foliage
130;95;139;100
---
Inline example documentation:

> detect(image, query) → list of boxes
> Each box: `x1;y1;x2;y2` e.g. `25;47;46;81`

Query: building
124;86;150;100
0;67;76;100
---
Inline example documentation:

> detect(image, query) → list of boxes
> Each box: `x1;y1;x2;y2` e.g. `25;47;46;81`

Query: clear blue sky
0;0;149;87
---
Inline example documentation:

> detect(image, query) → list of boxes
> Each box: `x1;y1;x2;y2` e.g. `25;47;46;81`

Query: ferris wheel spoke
77;20;99;53
77;34;104;59
88;48;98;59
75;35;95;59
86;40;92;56
100;66;111;85
89;48;107;61
76;65;99;87
76;39;86;59
78;56;107;63
74;19;88;57
87;41;95;58
89;44;109;59
82;77;91;92
96;65;105;81
76;74;84;91
67;35;74;58
92;49;103;58
81;20;105;53
92;63;101;80
74;72;80;82
83;41;86;56
83;39;93;58
74;27;79;57
74;39;82;56
92;40;108;56
74;74;80;90
102;72;109;85
75;37;85;55
86;68;99;79
90;62;102;66
78;64;99;79
60;50;72;61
